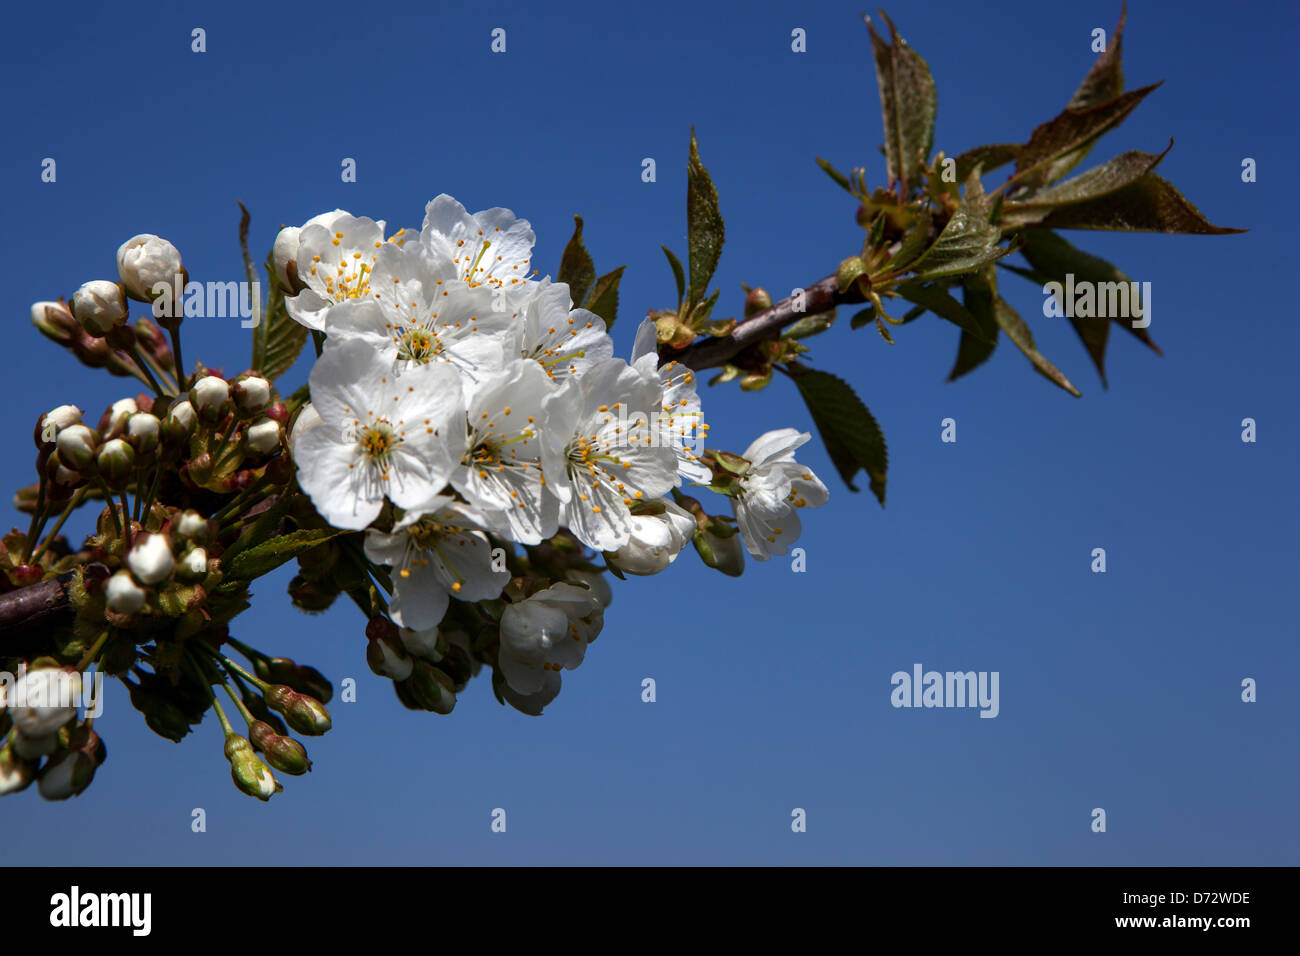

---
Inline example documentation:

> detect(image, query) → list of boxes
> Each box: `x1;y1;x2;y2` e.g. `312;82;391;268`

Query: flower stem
31;488;89;564
20;475;48;564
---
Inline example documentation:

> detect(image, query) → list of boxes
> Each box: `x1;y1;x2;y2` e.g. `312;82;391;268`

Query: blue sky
1;0;1296;864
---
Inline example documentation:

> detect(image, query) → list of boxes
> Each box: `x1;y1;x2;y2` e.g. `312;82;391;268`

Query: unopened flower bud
96;437;135;484
272;226;305;294
56;424;98;472
126;412;161;454
105;569;147;614
72;280;128;336
127;533;175;585
744;286;773;318
232;375;271;414
38;736;100;800
224;734;281;801
695;525;745;576
245;417;281;455
176;546;208;581
610;501;695;575
265;685;332;736
175;509;210;543
0;738;35;795
31;300;78;345
190;376;229;419
100;397;138;439
367;631;413;681
8;668;81;738
12;730;60;759
399;626;445;663
116;234;183;302
405;659;456;714
247;720;311;776
166;399;196;434
36;405;82;448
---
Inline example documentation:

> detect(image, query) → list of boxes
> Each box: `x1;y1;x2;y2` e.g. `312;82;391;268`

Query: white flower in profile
7;668;81;738
363;496;510;631
419;194;535;302
497;582;605;698
450;359;565;545
324;242;514;382
295;339;465;530
547;357;679;552
284;212;417;331
731;428;829;560
513;279;613;381
630;317;710;485
610;499;696;575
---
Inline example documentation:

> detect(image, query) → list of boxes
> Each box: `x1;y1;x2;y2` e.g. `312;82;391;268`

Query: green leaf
557;215;596;307
1021;173;1247;235
1000;145;1171;228
259;253;309;382
894;280;993;343
1011;83;1161;191
864;11;937;196
850;306;876;330
970;268;1080;396
816;157;854;194
693;287;722;323
908;171;1011;280
583;266;625;331
791;366;888;503
782;310;836;339
686;127;725;308
662;246;686;309
1017;229;1162;380
877;210;933;276
953;144;1022;184
227;528;349;581
949;271;1000;381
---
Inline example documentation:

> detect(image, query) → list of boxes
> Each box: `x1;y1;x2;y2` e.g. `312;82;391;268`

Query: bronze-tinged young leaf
894;280;993;343
790;365;888;503
877;210;933;276
953;144;1022;184
557;215;597;307
949;270;1000;381
864;11;937;196
999;145;1172;229
583;266;625;331
972;267;1080;396
662;246;686;308
1011;83;1161;191
908;171;1011;280
260;253;310;382
1017;229;1161;381
227;528;349;581
686;127;725;307
1068;3;1127;110
1025;173;1247;235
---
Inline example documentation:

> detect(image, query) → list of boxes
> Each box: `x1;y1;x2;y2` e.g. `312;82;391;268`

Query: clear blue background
2;0;1295;864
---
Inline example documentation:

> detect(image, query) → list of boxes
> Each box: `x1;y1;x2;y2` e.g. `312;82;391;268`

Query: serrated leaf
227;528;349;581
1011;83;1161;191
1018;229;1162;380
261;285;309;383
686;127;725;308
949;271;1000;380
865;11;937;196
972;268;1079;396
878;210;933;275
662;246;686;309
791;366;888;503
816;157;854;194
1000;146;1172;229
1022;173;1246;235
908;171;1010;280
557;215;596;307
895;280;993;343
1069;3;1127;110
953;144;1022;184
583;266;624;331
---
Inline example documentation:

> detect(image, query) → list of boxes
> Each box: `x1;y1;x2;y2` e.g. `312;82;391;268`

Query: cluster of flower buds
183;373;287;491
0;663;104;800
102;518;217;620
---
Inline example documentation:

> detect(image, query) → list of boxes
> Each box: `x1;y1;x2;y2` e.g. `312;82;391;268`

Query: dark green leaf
1000;145;1171;228
953;143;1021;184
227;528;349;581
260;253;310;382
791;366;888;503
1023;173;1247;235
782;310;836;339
583;266;625;331
894;280;993;343
878;210;934;275
969;268;1080;396
816;157;854;194
662;246;686;309
686;127;725;307
1011;83;1161;190
1068;3;1127;110
908;171;1011;280
850;305;876;330
557;215;596;307
865;11;937;196
949;271;1000;380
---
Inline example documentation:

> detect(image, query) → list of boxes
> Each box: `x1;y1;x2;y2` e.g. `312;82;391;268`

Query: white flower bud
564;568;613;607
175;509;209;542
116;234;183;302
610;502;695;575
166;399;196;433
288;403;322;454
127;533;175;585
103;397;138;438
234;375;271;413
56;424;97;471
245;417;281;454
190;376;229;416
9;669;81;737
71;280;128;335
40;405;82;444
105;569;147;614
398;626;444;662
178;547;208;580
272;226;301;292
30;300;78;343
96;437;135;483
126;412;161;453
